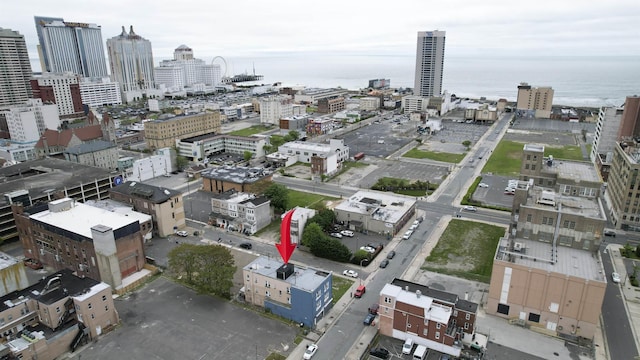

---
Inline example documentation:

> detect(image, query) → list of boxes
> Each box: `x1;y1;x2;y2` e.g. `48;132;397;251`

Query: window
384;297;392;304
423;328;428;336
528;313;540;323
102;295;107;301
464;322;469;330
497;304;509;315
407;323;411;328
526;214;532;222
56;307;60;313
465;313;470;320
88;303;92;309
453;310;458;317
435;331;440;340
91;314;95;319
436;323;441;329
265;291;270;297
105;305;109;312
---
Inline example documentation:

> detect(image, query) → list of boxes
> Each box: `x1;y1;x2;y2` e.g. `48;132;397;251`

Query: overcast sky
3;0;640;67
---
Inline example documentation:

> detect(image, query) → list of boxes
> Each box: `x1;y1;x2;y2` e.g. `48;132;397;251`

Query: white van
402;338;414;354
413;345;427;360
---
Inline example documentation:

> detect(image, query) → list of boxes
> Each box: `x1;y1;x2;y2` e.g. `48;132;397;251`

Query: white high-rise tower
106;26;155;94
414;30;446;97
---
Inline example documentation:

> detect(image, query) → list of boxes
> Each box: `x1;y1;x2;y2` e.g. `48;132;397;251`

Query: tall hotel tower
106;26;155;93
413;30;446;97
0;28;33;107
34;16;108;78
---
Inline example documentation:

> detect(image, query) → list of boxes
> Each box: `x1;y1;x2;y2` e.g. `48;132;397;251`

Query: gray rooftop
244;257;330;293
110;181;181;204
523;186;606;219
64;140;116;155
0;158;115;206
496;238;606;282
201;165;270;184
546;160;601;183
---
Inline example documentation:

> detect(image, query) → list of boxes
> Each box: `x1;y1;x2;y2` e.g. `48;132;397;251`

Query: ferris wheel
211;56;228;78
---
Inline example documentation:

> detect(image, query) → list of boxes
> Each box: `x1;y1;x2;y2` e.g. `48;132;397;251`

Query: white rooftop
30;200;140;239
334;190;416;225
243;257;330;293
381;283;452;324
73;282;110;302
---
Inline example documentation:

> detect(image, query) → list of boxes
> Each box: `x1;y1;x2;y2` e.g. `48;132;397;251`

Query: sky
2;0;640;72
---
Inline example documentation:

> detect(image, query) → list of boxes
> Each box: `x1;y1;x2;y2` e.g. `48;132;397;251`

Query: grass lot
483;140;586;176
544;145;585;161
331;276;354;306
403;147;466;163
326;161;369;182
422;220;506;283
228;125;272;136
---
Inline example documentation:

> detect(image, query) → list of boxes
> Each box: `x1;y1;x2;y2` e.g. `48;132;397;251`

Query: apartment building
333;191;416;236
414;31;446;97
201;165;273;195
1;99;60;144
143;111;222;149
243;257;332;328
487;144;607;340
0;269;118;359
401;95;430;113
0;28;33;107
110;181;185;237
359;97;381;111
175;133;266;161
305;117;336;136
516;83;554;118
259;95;293;125
13;198;149;289
31;72;84;118
317;96;345;114
276;139;349;175
79;77;122;107
209;190;271;234
378;278;480;358
590;105;624;182
607;140;640;231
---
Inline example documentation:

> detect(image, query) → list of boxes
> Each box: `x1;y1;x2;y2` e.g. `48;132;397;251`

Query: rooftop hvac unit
514;242;525;252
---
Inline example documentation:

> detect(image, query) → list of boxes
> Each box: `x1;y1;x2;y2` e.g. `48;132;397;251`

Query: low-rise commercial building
242;257;332;328
201;166;273;195
333;191;416;236
176;133;266;161
276;139;349;176
294;88;349;104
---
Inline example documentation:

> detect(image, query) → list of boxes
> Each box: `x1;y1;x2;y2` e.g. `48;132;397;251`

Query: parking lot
430;120;490;149
339;121;416;158
76;277;298;360
471;174;517;209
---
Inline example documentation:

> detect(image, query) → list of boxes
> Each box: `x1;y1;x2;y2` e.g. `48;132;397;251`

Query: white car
478;183;489;188
402;230;413;240
343;269;359;278
462;206;477;212
303;343;318;359
611;272;621;284
176;230;189;237
377;139;385;144
329;232;343;239
360;246;376;253
340;230;355;237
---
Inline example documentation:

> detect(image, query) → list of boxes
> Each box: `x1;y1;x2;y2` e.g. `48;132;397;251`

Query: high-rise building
34;16;108;78
590;105;624;181
413;30;446;97
0;28;33;107
106;26;155;94
516;83;554;118
79;77;122;107
155;45;221;91
31;72;84;118
0;99;60;144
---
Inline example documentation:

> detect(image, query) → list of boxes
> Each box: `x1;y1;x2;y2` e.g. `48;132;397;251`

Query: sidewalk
606;243;640;356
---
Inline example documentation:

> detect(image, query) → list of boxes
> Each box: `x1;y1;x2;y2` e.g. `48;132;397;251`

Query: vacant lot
229;124;272;136
403;147;466;163
482;140;585;176
422;220;506;283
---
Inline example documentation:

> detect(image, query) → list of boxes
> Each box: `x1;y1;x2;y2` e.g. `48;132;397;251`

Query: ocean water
223;54;640;108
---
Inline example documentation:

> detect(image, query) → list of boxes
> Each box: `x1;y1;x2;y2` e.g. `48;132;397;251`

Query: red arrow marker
276;209;296;264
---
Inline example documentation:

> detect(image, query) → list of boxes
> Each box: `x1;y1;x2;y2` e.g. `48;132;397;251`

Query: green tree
176;155;189;170
243;151;253;162
286;130;300;141
301;222;324;247
308;208;336;232
309;235;351;262
462;140;472;149
168;244;236;298
264;183;289;213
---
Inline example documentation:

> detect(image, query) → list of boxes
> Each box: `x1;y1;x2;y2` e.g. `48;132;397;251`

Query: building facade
414;31;446;97
516;83;554;118
590;106;624;181
155;45;221;91
201;166;273;195
243;257;332;328
0;28;33;107
176;133;266;161
317;96;345;114
0;269;119;359
276;139;349;176
63;140;119;170
143;111;222;149
13;198;148;289
378;279;480;358
109;181;185;237
259;95;293;125
401;95;430;113
34;16;108;78
607;139;640;231
79;77;122;107
1;99;60;144
31;72;84;118
333;191;416;236
210;190;271;234
106;26;155;94
359;97;381;111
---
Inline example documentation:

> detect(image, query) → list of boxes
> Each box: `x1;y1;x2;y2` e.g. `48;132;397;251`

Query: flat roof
381;283;452;324
0;158;115;206
496;238;605;282
30;200;140;239
201;165;269;184
549;160;601;183
523;186;605;219
334;190;416;225
244;257;330;293
0;252;20;270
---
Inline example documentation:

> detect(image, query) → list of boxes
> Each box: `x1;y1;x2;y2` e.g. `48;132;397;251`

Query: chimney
416;290;421;298
405;286;409;292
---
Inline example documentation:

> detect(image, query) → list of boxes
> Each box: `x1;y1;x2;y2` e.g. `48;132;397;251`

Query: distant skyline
3;0;640;74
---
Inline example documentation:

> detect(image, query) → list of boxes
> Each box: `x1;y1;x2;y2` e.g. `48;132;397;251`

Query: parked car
611;272;621;283
363;313;376;326
340;230;354;237
176;230;189;237
462;206;477;212
330;232;343;239
368;303;380;315
478;183;489;188
402;230;413;240
604;229;616;237
343;269;358;278
239;242;252;250
23;258;43;270
303;343;318;359
379;259;389;268
369;347;389;359
387;250;396;259
360;246;376;253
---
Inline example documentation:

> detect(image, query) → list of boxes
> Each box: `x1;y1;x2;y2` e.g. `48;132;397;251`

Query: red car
23;258;43;270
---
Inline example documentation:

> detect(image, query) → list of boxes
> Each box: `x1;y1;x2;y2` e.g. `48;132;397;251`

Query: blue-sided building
242;257;333;328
